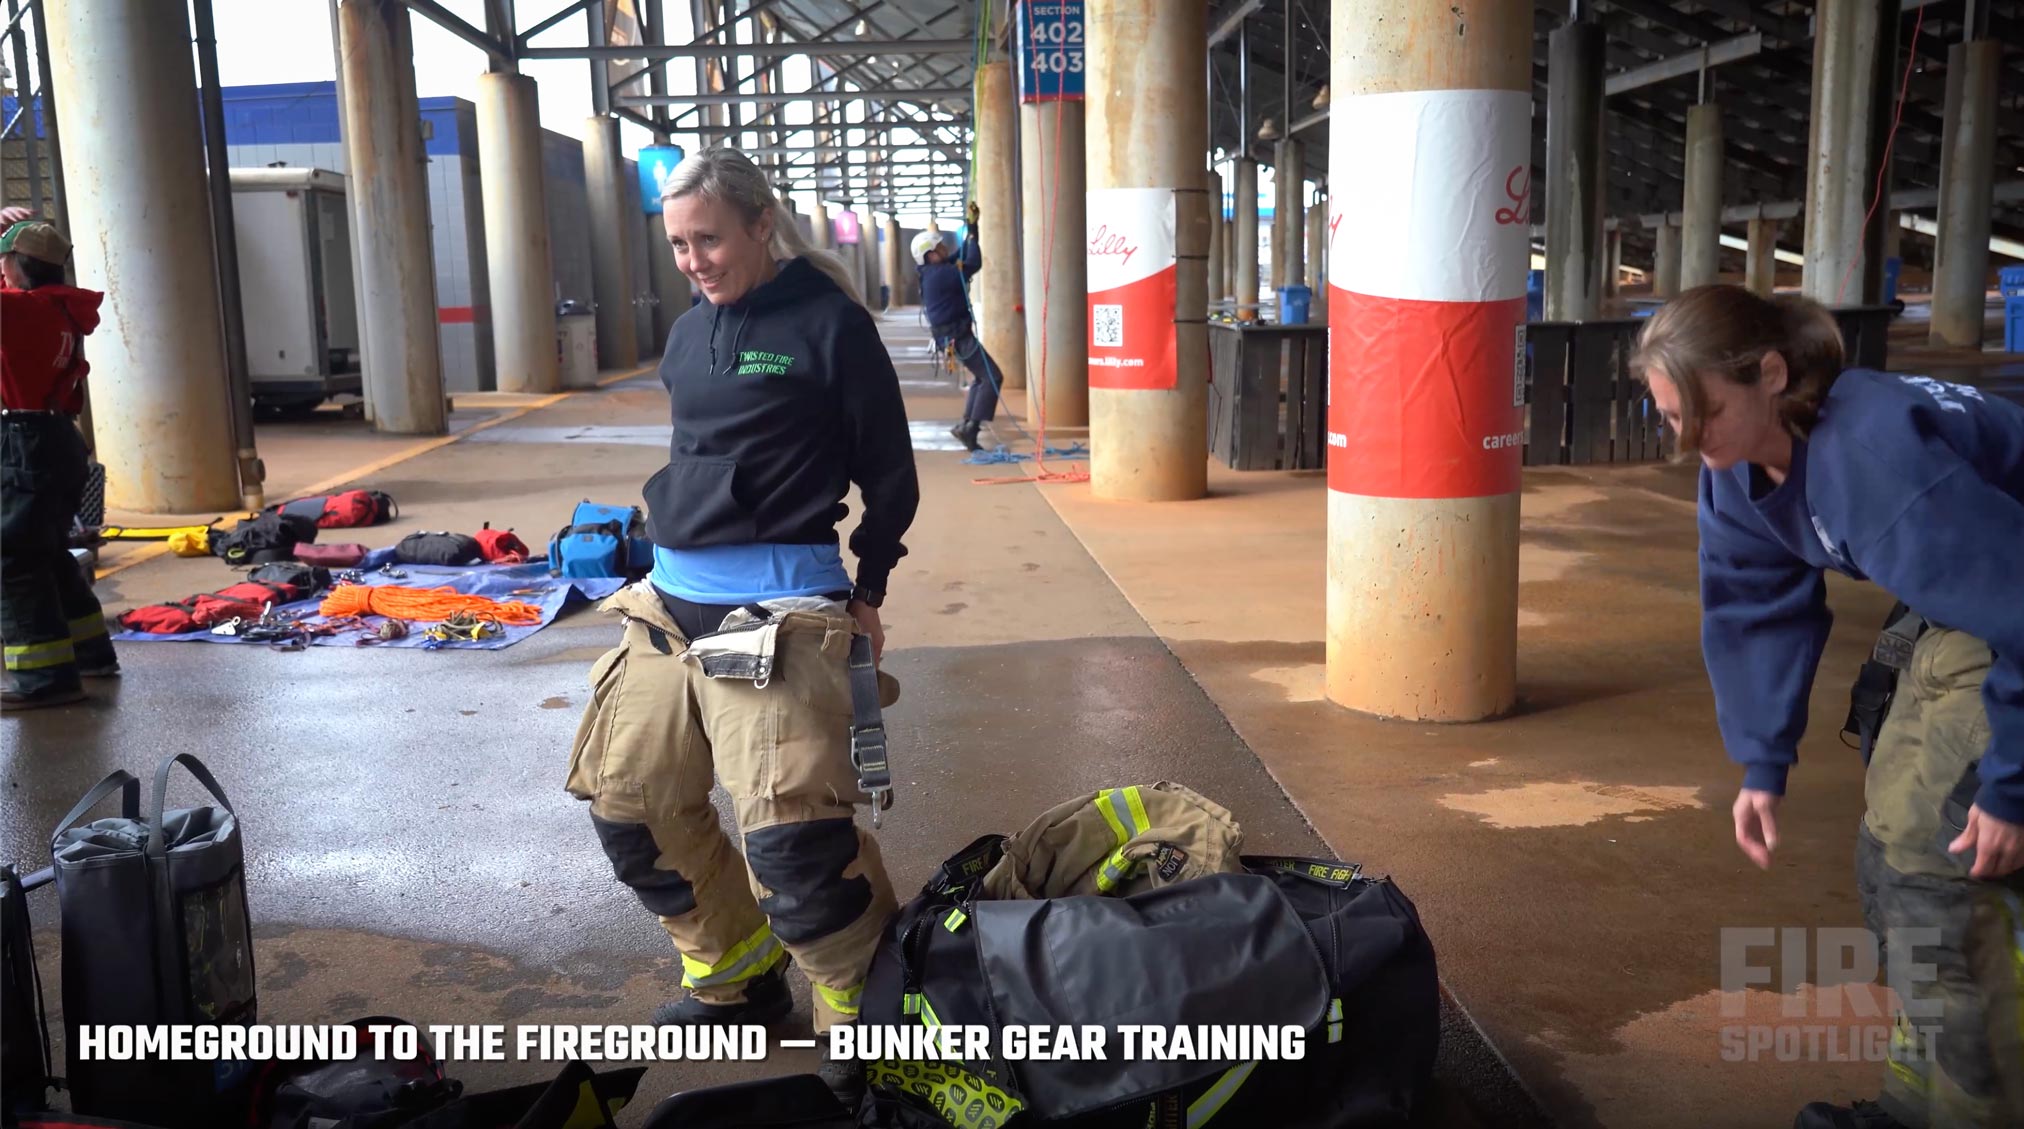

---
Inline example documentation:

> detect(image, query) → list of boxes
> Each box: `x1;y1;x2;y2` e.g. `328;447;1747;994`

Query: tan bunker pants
566;582;898;1030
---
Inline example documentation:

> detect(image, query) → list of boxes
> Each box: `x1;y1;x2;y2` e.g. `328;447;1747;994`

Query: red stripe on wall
438;306;477;324
1326;289;1528;500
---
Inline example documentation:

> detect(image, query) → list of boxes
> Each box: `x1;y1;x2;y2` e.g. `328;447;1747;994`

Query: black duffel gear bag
860;842;1438;1128
3;864;56;1121
50;755;258;1128
394;531;483;567
641;1074;853;1129
214;511;320;567
248;562;334;599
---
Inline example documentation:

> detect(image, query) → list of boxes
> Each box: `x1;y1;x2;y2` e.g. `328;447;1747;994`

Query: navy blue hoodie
1698;369;2024;822
643;256;919;595
918;231;981;329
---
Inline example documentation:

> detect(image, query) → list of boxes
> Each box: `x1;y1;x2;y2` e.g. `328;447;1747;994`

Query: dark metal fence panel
1207;324;1327;471
1211;307;1894;472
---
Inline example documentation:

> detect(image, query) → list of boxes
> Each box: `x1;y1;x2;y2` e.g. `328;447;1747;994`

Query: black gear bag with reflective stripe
859;849;1439;1128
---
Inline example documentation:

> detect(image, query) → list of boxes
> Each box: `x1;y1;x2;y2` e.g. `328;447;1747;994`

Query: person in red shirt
1;207;117;710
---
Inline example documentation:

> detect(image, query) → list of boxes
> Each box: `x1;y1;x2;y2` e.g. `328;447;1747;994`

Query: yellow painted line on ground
93;362;659;581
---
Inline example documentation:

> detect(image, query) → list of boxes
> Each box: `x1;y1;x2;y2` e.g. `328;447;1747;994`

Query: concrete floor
8;308;2018;1126
3;313;1520;1125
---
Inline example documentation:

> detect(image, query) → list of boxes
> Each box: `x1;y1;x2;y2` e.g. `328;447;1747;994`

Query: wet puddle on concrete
1437;780;1704;829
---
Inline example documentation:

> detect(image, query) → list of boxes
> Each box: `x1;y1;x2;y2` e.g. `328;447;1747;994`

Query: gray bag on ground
50;753;258;1127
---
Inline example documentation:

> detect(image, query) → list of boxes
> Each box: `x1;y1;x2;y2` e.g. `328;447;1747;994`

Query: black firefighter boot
817;1047;867;1111
948;420;982;452
650;966;793;1027
1793;1100;1911;1129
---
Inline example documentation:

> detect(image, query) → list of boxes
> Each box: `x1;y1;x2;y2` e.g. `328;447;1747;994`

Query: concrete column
1207;168;1227;310
1305;189;1326;292
1272;140;1304;292
1085;0;1207;501
1803;0;1897;305
335;0;448;434
1544;19;1605;321
645;211;689;343
1746;217;1780;295
1221;217;1236;300
1604;226;1622;297
1653;222;1682;297
810;199;833;250
1019;99;1085;413
583;115;640;370
1233;157;1260;320
974;60;1027;391
1326;0;1529;721
1680;103;1724;290
1931;40;1999;348
476;72;559;393
881;215;902;310
43;0;238;511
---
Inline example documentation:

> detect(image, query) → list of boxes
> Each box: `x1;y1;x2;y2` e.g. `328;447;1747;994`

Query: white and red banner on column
1087;187;1178;391
1327;89;1532;499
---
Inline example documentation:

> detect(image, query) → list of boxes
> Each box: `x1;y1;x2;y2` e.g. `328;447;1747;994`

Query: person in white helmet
913;204;1003;452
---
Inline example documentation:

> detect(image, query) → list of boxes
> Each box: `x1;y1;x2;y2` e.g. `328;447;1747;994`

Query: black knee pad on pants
593;814;699;918
743;818;872;944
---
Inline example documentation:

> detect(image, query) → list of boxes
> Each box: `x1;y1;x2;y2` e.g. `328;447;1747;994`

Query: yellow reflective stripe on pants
1095;790;1131;846
1121;786;1151;837
816;981;863;1018
1094;845;1138;894
68;612;108;642
681;923;785;989
1328;998;1344;1043
1186;1060;1257;1126
4;639;74;671
1094;786;1152;844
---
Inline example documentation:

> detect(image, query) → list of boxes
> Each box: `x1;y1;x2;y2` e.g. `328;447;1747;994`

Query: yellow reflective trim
1327;1022;1343;1044
944;907;968;931
1328;998;1343;1021
1122;786;1152;836
865;1060;1023;1129
1185;1060;1257;1126
67;613;107;640
1094;790;1130;846
680;923;783;988
816;981;863;1016
918;996;942;1027
4;640;74;671
1095;846;1136;894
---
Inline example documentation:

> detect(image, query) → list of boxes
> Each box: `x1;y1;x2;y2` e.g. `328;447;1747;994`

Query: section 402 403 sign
1016;0;1084;103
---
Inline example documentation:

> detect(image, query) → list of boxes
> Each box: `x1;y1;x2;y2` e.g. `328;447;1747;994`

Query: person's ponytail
767;204;864;309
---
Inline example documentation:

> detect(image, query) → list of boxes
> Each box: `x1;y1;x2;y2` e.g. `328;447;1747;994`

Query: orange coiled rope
317;584;543;625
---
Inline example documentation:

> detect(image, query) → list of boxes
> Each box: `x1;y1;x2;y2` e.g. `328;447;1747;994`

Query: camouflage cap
0;220;69;266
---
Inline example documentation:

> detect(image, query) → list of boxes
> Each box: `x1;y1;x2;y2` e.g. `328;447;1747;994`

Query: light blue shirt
650;542;851;605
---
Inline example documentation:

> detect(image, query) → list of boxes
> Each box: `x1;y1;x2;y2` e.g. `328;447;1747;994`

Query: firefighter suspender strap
1841;602;1928;765
848;631;894;827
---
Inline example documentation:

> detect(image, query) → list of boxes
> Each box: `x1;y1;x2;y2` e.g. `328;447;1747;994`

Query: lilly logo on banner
1086;187;1177;392
638;145;686;215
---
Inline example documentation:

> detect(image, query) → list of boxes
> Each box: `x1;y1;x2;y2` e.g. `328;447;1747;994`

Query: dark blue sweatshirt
919;232;981;329
1699;369;2024;823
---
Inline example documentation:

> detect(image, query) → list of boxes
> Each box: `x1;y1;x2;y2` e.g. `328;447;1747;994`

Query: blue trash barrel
2005;267;2024;352
1882;257;1902;305
1278;284;1312;325
1526;269;1544;322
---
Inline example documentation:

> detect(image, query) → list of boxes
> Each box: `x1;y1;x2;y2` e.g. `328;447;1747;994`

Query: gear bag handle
50;770;140;845
146;753;235;862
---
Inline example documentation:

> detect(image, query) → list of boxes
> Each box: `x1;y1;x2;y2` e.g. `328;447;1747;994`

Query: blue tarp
112;561;625;651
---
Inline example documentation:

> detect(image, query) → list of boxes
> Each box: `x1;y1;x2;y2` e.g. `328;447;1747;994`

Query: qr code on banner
1093;304;1124;348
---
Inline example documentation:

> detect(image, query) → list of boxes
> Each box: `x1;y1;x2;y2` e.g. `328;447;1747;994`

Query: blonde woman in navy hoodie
565;146;917;1108
1635;284;2023;1129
